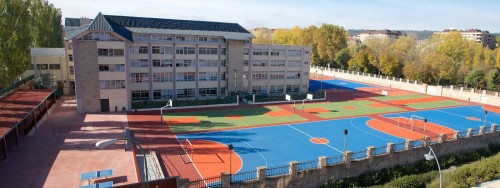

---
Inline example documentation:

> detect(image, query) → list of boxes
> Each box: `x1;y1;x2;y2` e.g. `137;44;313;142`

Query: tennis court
309;78;375;91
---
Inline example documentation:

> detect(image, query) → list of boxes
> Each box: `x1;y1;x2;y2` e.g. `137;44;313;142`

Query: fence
411;140;424;148
472;129;481;136
0;75;34;99
326;155;344;166
231;170;257;184
373;146;387;156
189;175;222;188
350;151;367;161
393;142;406;152
297;160;318;171
458;131;468;138
266;165;289;177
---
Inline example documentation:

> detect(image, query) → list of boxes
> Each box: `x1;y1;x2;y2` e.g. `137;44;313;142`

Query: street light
424;146;441;188
96;138;149;188
343;129;348;154
228;144;234;181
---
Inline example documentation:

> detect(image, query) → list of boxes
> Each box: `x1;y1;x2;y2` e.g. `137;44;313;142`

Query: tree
312;24;348;67
465;69;485;89
30;0;63;47
0;0;33;87
252;28;273;44
379;51;402;77
347;46;378;73
496;48;500;68
485;69;499;90
272;29;292;44
334;48;351;69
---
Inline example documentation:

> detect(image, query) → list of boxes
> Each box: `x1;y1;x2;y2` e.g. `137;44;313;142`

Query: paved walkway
0;96;137;188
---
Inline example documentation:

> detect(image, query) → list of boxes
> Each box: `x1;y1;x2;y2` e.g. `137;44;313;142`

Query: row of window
130;59;226;68
34;64;61;70
99;64;126;72
134;34;224;43
99;80;126;89
244;71;303;80
129;46;227;55
131;87;226;101
98;48;124;56
132;72;227;83
251;84;301;94
78;32;123;41
244;60;307;67
247;49;305;57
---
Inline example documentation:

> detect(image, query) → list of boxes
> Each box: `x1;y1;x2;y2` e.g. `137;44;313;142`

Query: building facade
435;29;496;49
65;13;310;113
357;30;404;43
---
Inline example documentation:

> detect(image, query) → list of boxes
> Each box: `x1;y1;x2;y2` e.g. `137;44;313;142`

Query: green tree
312;24;348;66
379;51;402;77
251;28;273;44
485;69;500;90
272;29;292;44
333;48;351;69
0;0;33;87
496;48;500;68
347;46;378;73
465;68;485;89
31;0;63;47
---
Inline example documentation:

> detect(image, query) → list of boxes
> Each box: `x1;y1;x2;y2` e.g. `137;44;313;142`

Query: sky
49;0;500;32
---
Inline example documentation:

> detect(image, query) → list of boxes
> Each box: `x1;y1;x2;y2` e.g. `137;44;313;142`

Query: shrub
385;171;437;188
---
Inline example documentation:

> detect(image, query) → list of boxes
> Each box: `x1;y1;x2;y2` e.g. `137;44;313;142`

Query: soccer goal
160;99;173;123
410;115;426;131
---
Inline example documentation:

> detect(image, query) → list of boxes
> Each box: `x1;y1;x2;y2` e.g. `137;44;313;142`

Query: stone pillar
471;89;475;93
466;128;473;138
399;78;402;82
450;85;454;90
256;166;266;182
479;126;485;135
393;77;396;81
407;79;410;83
438;133;446;143
460;87;464;92
492;124;497;133
495;92;499;97
344;151;352;168
453;131;459;140
387;142;394;154
289;161;298;177
423;137;430;147
367;146;374;164
414;80;418;84
405;140;413;150
221;172;231;188
318;156;327;169
483;90;487;95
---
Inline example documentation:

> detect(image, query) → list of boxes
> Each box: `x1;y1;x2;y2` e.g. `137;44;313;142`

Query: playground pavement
0;96;137;188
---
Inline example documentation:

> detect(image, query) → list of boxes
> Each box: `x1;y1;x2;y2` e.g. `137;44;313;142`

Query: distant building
435;29;496;49
357;30;404;43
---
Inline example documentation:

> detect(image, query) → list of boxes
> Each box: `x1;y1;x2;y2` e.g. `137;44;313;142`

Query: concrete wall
310;66;500;107
75;41;101;113
227;40;245;93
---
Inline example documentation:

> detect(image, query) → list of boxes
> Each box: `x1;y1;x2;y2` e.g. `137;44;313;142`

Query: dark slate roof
65;18;81;27
103;15;250;34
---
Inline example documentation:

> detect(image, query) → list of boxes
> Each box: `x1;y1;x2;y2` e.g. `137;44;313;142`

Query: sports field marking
430;108;496;126
286;124;343;153
310;137;329;144
365;119;425;140
176;136;205;184
348;118;400;143
405;100;464;110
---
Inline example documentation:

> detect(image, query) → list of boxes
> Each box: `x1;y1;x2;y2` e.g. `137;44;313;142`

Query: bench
79;181;113;188
80;169;113;184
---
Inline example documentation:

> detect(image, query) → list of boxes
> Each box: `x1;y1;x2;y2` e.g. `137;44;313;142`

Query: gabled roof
31;48;65;57
66;12;252;42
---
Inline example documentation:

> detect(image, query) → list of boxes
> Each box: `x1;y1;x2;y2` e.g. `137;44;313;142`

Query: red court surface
0;89;53;137
366;117;456;141
0;97;138;188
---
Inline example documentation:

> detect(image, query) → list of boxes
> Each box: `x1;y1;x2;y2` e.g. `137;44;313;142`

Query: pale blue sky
50;0;500;32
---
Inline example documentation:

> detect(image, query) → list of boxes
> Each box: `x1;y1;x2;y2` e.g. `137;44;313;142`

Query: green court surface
404;100;464;110
164;106;306;133
371;93;427;101
302;100;405;119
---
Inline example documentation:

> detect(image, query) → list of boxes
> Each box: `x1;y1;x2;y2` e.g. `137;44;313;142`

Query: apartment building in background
64;13;310;113
435;29;496;49
357;30;405;43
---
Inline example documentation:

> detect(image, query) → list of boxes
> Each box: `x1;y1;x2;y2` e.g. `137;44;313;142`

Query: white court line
286;124;343;154
174;135;206;184
348;118;403;143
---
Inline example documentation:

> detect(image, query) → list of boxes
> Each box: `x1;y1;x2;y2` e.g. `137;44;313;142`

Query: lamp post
424;146;441;188
228;144;234;183
484;110;488;127
96;138;149;188
343;129;348;154
423;118;427;136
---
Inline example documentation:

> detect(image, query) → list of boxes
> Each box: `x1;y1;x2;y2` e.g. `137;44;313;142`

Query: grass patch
405;100;464;110
371;94;427;101
303;100;404;119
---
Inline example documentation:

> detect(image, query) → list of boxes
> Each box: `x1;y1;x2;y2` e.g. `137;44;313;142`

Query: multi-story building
357;30;404;43
65;13;310;113
435;29;496;49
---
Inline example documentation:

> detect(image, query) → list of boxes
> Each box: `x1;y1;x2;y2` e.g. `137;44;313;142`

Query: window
199;47;218;55
269;85;284;94
78;32;122;41
221;72;226;80
49;64;61;70
27;64;34;70
208;72;218;81
220;60;226;67
304;61;309;65
99;64;125;72
253;49;268;55
221;48;226;55
153;73;173;82
288;60;301;67
305;51;310;54
252;60;268;67
270;71;285;79
69;66;74;75
176;88;195;98
99;80;126;89
130;59;149;67
175;47;195;54
270;60;285;67
130;73;149;83
176;72;195;82
210;37;219;42
98;48;124;56
287;71;301;79
153;89;174;100
175;35;186;41
131;90;149;101
288;50;302;57
244;48;249;55
271;50;285;56
175;59;195;67
243;72;248;79
220;87;226;97
161;35;173;41
37;64;48;70
286;85;300;93
199;88;218;97
139;46;148;54
152;46;173;54
152;59;173;67
198;60;218;67
198;36;208;42
252;86;266;94
67;43;73;50
252;71;267;80
243;60;249;66
137;34;149;41
68;55;73;61
198;72;207;81
151;34;159;41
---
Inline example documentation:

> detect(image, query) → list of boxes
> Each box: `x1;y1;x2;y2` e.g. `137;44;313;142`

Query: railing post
438;133;446;143
453;131;459;140
479;126;485;135
450;85;454;90
256;166;266;182
289;161;298;177
386;142;394;154
318;156;327;169
492;124;497;133
423;137;430;147
466;128;473;137
367;146;374;164
471;89;475;93
460;87;464;92
343;151;352;168
495;92;499;97
405;140;413;150
221;172;231;188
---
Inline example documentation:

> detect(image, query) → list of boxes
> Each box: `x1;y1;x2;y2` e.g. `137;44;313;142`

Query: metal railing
393;142;406;152
351;151;367;161
411;140;423;148
326;155;344;166
373;146;388;156
189;175;222;188
0;75;35;99
297;160;318;171
458;131;468;138
266;165;289;177
231;170;257;184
